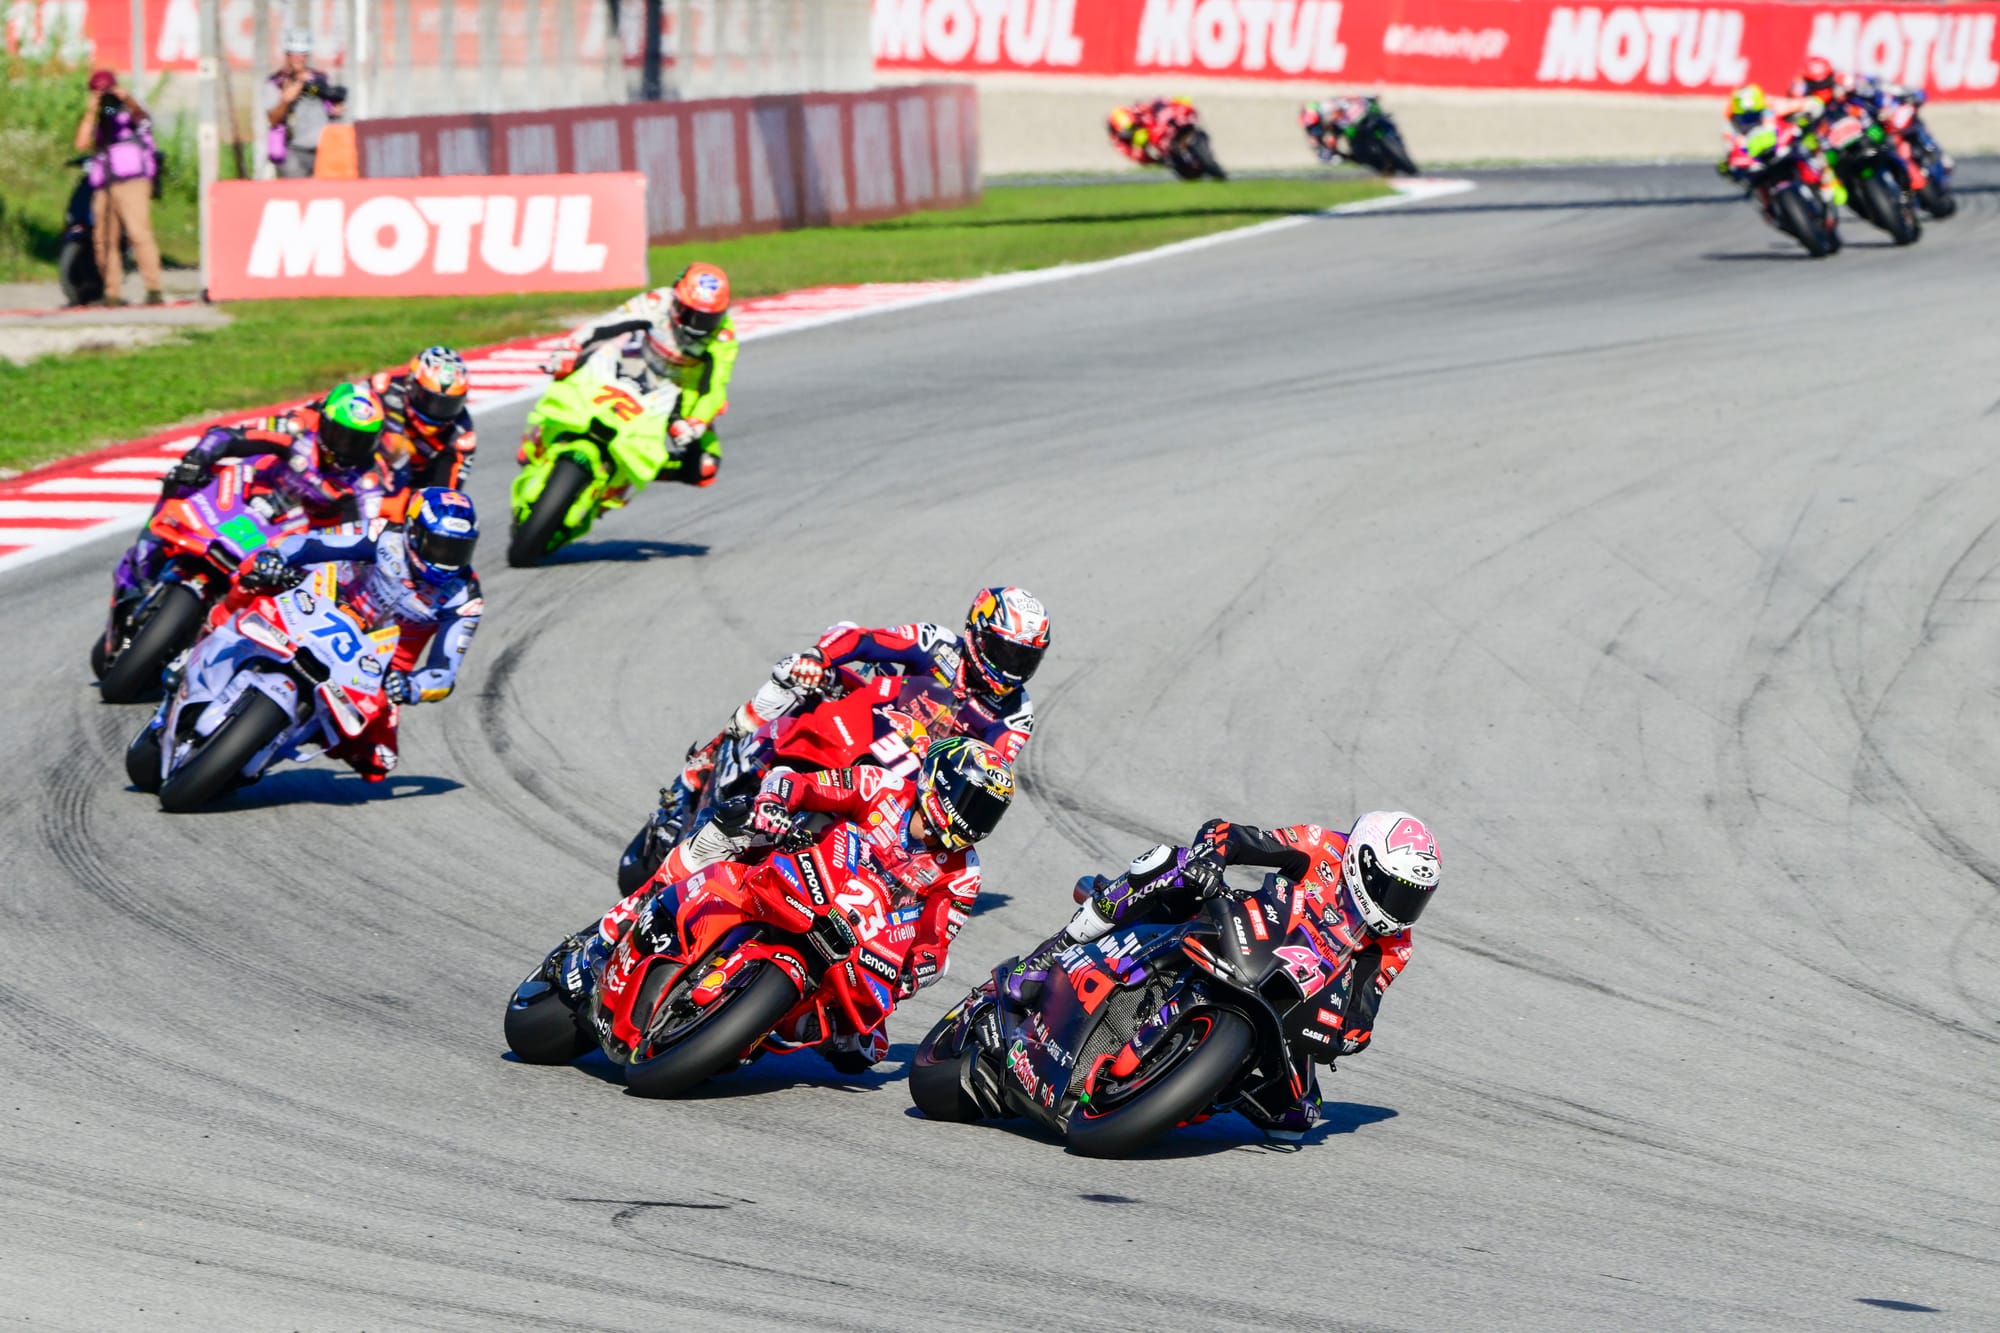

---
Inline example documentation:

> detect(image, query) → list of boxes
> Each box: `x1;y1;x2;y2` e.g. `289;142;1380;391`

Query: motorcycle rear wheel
1919;177;1956;219
624;960;800;1098
58;234;103;307
507;455;592;568
158;689;291;812
125;720;164;793
504;980;594;1064
1065;1009;1253;1159
910;1010;988;1122
1775;189;1829;258
99;582;204;704
1376;127;1419;176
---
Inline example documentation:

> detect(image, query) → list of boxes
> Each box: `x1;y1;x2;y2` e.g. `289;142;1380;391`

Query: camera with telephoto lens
300;75;348;103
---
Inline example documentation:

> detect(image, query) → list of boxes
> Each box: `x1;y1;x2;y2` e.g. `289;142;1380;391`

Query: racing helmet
1800;56;1838;103
1108;105;1138;143
916;737;1014;853
1298;102;1326;131
405;346;470;428
962;586;1050;698
666;262;731;356
405;487;479;585
1728;84;1768;132
1341;811;1442;936
316;381;386;471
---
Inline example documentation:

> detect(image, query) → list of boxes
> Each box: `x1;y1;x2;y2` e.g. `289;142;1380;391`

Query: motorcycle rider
371;345;476;490
113;382;396;603
549;737;1015;1072
644;586;1050;858
1107;98;1193;165
1791;57;1930;194
1716;84;1844;210
233;487;482;781
1003;811;1442;1140
1298;97;1373;163
539;262;737;489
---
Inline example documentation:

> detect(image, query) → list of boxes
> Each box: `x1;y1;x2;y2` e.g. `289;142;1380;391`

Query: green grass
0;176;1387;472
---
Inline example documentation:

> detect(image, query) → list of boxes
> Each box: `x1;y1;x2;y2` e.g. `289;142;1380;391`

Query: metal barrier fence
353;81;979;241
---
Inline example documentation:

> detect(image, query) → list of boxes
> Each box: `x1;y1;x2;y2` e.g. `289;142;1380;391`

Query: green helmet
317;381;386;471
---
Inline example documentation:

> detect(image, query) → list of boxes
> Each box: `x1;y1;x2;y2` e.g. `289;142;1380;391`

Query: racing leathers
371;368;477;490
1109;98;1193;165
1301;97;1372;162
113;415;395;603
564;766;981;1067
656;620;1036;849
234;528;481;779
552;291;739;487
1010;820;1413;1138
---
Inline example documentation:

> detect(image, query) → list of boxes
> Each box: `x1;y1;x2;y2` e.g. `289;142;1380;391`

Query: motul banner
205;174;648;301
870;0;2000;99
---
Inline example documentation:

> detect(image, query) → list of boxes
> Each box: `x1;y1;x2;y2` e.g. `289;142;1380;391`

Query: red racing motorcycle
617;666;967;892
508;819;917;1096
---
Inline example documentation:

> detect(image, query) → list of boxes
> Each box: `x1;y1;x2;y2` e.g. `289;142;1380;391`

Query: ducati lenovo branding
208;174;648;301
873;0;2000;99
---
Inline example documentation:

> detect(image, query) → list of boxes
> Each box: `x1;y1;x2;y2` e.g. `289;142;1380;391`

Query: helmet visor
672;303;723;346
408;382;464;424
929;769;1009;849
1358;848;1433;931
320;419;377;469
976;627;1044;686
411;526;476;573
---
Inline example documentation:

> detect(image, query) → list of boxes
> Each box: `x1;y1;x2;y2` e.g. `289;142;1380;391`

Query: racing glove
773;649;827;693
1181;851;1228;899
384;670;415;705
748;784;795;839
668;418;703;450
543;348;579;380
239;550;304;593
897;945;943;1001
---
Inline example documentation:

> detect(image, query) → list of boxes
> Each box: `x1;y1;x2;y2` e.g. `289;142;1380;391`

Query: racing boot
529;925;612;1011
1002;874;1129;1004
821;1026;890;1075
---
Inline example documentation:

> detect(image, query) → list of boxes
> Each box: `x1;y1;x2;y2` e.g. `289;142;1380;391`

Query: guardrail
353;83;980;243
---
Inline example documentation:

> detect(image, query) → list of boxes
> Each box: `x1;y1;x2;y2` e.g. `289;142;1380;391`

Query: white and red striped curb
0;280;972;575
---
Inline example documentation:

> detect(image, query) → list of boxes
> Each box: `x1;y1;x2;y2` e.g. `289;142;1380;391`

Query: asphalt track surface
4;164;1999;1331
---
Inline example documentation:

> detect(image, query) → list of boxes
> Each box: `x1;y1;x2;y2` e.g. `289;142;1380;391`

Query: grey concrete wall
883;74;2000;176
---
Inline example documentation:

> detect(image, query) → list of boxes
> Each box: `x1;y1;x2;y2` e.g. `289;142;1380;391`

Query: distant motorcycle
508;328;677;567
1304;97;1419;176
1820;110;1921;246
912;853;1341;1157
1877;98;1955;218
1737;127;1841;258
127;565;397;811
94;460;311;703
1137;101;1227;181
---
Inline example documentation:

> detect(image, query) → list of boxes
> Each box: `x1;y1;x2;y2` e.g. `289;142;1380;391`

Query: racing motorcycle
617;666;966;893
1737;127;1841;258
508;327;676;567
93;460;312;703
1146;102;1227;181
126;564;398;811
911;851;1339;1157
1312;97;1419;176
507;820;914;1096
1877;98;1955;218
1819;109;1921;245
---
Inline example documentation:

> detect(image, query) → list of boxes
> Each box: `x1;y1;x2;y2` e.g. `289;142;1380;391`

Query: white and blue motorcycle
126;565;399;811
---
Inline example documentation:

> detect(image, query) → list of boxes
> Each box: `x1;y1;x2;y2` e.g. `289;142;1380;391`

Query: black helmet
915;737;1014;852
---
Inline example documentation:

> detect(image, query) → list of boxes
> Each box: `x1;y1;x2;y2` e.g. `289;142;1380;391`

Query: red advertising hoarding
206;172;649;300
870;0;2000;99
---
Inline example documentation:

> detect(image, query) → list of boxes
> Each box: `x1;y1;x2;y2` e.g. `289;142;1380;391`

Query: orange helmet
668;263;730;354
405;345;469;427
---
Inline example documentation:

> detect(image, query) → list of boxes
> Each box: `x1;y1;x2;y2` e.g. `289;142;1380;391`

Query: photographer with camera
71;69;163;307
261;28;346;179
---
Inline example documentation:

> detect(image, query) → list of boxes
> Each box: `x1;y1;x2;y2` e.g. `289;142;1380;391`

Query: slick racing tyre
624;961;800;1098
125;720;164;793
1189;130;1227;181
1065;1009;1253;1159
1861;173;1921;245
507;455;591;568
1775;189;1830;258
1377;128;1419;177
1919;176;1956;219
158;689;291;812
910;1010;989;1123
504;980;595;1064
99;583;204;704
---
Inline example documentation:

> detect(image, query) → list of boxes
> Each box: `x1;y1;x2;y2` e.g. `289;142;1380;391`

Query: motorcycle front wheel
1065;1009;1253;1159
623;960;800;1098
158;689;291;812
507;455;592;568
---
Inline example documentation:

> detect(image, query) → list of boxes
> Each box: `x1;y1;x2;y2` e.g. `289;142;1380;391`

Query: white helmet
282;27;314;54
1341;811;1441;935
